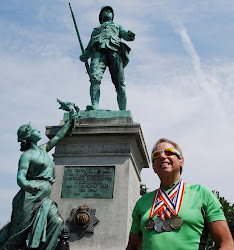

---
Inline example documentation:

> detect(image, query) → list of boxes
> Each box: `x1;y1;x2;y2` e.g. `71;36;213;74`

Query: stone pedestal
46;111;149;250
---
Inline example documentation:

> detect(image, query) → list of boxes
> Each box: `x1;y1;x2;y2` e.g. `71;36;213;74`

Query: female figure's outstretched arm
40;112;75;152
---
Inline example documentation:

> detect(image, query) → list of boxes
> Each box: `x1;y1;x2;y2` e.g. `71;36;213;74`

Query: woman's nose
160;152;167;159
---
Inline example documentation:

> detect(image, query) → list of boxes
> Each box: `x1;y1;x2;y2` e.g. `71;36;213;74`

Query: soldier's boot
117;90;127;110
86;82;100;110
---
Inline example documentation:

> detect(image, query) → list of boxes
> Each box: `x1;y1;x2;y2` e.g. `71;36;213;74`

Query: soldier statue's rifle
69;3;90;76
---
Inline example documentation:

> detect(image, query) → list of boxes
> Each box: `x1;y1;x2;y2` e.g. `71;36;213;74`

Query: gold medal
170;216;183;230
163;218;173;232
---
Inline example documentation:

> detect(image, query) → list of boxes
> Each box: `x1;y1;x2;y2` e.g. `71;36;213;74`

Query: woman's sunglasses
152;148;181;160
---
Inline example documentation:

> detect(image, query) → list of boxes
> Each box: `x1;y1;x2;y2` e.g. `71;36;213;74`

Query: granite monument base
46;111;149;250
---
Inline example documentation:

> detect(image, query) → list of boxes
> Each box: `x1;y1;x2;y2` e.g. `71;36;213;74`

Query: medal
154;217;164;233
144;218;155;231
162;218;173;232
170;216;183;230
148;180;186;232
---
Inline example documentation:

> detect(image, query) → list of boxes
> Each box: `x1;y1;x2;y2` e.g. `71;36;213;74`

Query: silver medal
154;217;165;233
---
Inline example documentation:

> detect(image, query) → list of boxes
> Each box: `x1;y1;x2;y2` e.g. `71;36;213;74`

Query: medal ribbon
149;180;185;219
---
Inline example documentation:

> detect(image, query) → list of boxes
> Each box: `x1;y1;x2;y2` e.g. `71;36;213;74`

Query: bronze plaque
61;166;115;199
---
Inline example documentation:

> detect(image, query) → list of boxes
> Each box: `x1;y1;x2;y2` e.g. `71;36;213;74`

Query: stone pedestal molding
46;114;149;250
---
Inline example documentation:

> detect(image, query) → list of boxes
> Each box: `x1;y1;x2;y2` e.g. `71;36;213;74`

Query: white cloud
1;0;234;227
0;188;19;227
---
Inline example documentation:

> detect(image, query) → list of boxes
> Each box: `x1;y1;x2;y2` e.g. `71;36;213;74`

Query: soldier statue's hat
99;6;114;23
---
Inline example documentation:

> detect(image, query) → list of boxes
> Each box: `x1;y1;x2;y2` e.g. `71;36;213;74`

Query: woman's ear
180;157;184;167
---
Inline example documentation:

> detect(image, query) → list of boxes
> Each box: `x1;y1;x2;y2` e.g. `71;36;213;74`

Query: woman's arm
126;232;142;250
208;220;234;249
17;153;40;195
40;114;74;152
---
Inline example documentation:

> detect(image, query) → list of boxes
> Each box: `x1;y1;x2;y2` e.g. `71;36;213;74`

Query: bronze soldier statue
80;6;135;110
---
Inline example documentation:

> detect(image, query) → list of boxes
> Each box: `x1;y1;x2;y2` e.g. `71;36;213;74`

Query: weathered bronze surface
0;100;78;249
61;166;115;198
68;205;99;238
73;5;135;111
73;205;91;229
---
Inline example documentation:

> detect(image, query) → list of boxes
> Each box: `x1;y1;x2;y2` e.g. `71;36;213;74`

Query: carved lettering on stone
55;143;130;155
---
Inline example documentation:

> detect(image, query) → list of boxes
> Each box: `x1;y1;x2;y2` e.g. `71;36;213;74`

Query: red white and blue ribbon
149;179;186;220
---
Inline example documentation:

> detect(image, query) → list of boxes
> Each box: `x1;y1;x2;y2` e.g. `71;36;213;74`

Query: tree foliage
213;191;234;238
140;183;148;196
208;191;234;249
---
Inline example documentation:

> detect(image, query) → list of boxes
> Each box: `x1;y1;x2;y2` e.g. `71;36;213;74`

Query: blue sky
1;0;234;227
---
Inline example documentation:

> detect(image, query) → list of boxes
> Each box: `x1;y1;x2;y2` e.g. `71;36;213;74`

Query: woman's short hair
152;138;183;156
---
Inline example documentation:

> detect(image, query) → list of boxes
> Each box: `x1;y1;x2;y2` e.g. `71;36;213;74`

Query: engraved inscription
55;143;130;155
61;166;115;199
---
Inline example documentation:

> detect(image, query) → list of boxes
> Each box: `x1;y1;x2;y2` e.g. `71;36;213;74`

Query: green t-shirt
131;184;225;250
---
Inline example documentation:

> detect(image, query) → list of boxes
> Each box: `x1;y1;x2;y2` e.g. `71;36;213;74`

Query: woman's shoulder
20;147;41;159
186;184;211;193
